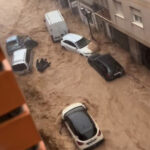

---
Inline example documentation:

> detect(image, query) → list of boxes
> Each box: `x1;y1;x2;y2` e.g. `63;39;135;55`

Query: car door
63;40;77;52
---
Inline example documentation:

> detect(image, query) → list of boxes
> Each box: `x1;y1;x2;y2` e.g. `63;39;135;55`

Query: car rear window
12;63;27;71
79;126;97;141
7;40;18;47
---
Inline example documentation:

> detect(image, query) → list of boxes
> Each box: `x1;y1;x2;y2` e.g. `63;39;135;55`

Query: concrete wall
107;0;150;48
79;0;93;6
129;37;142;64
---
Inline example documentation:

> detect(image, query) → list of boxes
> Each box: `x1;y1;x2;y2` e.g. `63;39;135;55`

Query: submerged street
0;0;150;150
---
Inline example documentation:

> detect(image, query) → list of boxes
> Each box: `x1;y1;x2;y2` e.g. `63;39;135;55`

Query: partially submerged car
11;48;33;75
61;33;93;57
88;54;125;81
62;103;104;150
6;35;38;55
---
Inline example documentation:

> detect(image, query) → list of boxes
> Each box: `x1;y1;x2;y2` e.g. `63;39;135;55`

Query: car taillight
98;130;101;136
77;141;84;146
106;73;110;78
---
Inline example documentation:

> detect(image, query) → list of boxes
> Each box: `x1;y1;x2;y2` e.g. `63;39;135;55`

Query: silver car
12;48;33;75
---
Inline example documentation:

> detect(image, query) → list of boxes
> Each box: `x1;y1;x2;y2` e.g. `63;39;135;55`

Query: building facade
59;0;150;68
94;0;150;68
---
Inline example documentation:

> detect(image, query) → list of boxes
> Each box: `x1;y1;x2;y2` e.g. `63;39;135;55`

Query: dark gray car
88;54;125;81
6;35;38;55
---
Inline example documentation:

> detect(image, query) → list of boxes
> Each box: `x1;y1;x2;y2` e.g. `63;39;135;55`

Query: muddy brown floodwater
0;0;150;150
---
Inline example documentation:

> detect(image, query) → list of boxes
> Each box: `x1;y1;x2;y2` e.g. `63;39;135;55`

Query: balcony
96;6;111;22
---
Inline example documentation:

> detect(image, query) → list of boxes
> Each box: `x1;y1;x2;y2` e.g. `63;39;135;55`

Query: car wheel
62;46;66;50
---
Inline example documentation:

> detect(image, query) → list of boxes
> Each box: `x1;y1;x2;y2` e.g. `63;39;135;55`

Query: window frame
114;0;124;19
65;117;78;136
130;7;143;28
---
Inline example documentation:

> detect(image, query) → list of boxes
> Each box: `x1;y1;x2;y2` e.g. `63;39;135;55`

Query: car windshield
65;107;97;141
76;37;90;49
7;40;18;48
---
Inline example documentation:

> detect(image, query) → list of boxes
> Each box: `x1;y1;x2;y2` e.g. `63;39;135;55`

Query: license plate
114;72;121;76
87;139;96;145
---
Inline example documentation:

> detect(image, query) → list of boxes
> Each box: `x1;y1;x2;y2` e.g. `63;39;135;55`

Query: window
64;40;76;47
26;50;31;64
66;118;78;135
130;7;143;28
76;37;90;49
114;0;124;18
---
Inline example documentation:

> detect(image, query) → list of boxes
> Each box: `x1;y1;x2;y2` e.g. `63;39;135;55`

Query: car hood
88;41;99;52
78;46;93;55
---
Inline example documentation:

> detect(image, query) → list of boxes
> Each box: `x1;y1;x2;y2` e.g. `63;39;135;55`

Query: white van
11;48;33;75
45;10;68;42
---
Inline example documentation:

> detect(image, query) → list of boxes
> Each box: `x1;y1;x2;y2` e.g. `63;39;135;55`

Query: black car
62;103;104;150
6;35;38;55
88;54;125;81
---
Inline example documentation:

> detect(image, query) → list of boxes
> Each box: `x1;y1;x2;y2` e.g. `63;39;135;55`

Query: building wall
129;37;142;64
110;26;130;51
107;0;150;48
68;0;79;14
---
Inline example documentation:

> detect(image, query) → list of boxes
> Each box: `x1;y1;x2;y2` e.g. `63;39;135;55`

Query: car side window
64;40;76;48
66;118;78;136
26;50;31;64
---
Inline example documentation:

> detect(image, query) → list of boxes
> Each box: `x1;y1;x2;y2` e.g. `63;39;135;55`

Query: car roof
99;54;121;68
65;107;95;136
12;49;27;64
45;10;64;25
90;54;122;69
6;35;18;43
63;33;82;43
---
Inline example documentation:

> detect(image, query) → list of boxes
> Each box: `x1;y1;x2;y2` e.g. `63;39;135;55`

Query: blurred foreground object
0;46;46;150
